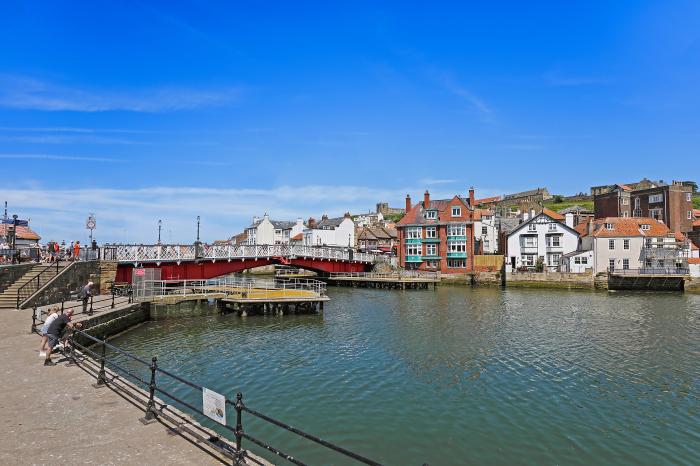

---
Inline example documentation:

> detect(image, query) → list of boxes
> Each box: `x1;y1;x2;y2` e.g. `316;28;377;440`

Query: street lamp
11;214;17;264
157;219;162;244
196;216;201;243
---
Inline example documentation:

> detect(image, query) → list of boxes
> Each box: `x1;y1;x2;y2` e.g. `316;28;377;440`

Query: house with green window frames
396;189;476;273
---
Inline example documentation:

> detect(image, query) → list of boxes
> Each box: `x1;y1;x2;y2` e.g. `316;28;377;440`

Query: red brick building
396;189;475;273
593;181;694;233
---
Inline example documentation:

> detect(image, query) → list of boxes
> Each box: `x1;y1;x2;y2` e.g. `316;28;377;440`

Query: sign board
202;387;226;425
134;268;146;277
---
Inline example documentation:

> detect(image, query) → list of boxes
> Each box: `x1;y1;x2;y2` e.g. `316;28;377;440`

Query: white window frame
406;227;422;239
425;243;438;256
622;197;629;205
425;226;437;238
609;258;615;270
528;223;537;232
641;224;650;231
481;226;488;236
447;224;466;236
623;239;630;250
448;241;466;253
521;254;535;266
623;259;630;270
609;239;615;250
605;223;614;230
406;243;422;256
425;210;437;220
649;194;663;203
521;236;538;247
451;206;461;217
447;259;466;268
688;211;693;220
548;223;557;232
687;193;692;202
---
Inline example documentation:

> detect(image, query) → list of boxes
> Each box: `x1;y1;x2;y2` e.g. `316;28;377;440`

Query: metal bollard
61;299;64;314
141;357;158;423
234;392;245;465
111;284;115;309
30;306;37;334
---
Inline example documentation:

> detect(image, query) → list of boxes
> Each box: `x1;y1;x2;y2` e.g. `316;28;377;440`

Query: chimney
308;217;316;228
469;187;475;207
587;219;593;235
322;214;328;220
424;190;430;209
344;212;352;219
253;215;260;225
405;194;411;212
530;208;536;219
565;212;574;228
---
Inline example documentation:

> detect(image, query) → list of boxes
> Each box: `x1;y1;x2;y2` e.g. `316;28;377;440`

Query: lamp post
196;216;201;243
11;214;18;264
157;219;162;245
195;216;201;259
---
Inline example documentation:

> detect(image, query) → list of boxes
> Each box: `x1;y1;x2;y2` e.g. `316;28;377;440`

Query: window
521;254;535;266
609;258;615;271
641;224;650;231
481;226;488;236
622;197;629;205
406;227;422;239
447;259;466;268
425;260;439;269
645;238;652;248
425;226;437;238
581;256;588;264
689;211;693;220
649;194;663;203
548;223;557;232
406;243;422;256
605;223;614;230
448;241;466;253
521;236;538;247
546;235;561;247
425;243;438;256
447;224;466;236
623;259;629;270
425;210;437;219
574;257;581;264
687;193;692;202
634;197;640;208
622;212;629;217
547;253;561;266
645;258;652;268
649;208;663;220
528;224;537;231
451;206;461;217
483;240;490;249
609;239;615;250
623;239;630;250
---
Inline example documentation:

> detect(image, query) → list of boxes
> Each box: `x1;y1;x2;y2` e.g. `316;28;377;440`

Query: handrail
36;323;388;465
16;261;61;308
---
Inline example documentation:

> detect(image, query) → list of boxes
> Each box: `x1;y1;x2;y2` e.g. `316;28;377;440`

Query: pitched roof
397;196;469;226
503;188;548;200
270;220;297;229
693;209;700;218
474;196;501;205
574;222;589;236
688;257;700;264
291;232;303;241
617;184;632;191
0;224;41;241
315;216;347;229
588;217;670;238
694;219;700;228
542;207;565;220
497;218;521;234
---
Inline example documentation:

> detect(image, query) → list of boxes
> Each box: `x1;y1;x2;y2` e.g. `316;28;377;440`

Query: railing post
67;332;78;366
111;283;115;309
94;336;107;387
141;356;158;423
234;392;245;465
30;306;37;333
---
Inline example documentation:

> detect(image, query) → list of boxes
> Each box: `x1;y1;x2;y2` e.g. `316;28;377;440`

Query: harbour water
109;287;700;465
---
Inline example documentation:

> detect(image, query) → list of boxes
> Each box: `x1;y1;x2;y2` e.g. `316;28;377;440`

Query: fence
0;247;40;264
132;277;327;302
30;315;386;465
328;271;440;280
608;267;690;276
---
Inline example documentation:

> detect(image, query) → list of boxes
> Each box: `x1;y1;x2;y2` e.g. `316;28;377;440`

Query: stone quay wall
24;261;117;309
505;271;595;290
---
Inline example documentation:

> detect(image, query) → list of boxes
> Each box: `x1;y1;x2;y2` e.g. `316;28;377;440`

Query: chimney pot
424;190;430;209
405;194;412;212
469;187;475;207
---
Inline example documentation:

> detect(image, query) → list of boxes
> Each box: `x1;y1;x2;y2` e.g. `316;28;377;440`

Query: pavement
0;304;268;465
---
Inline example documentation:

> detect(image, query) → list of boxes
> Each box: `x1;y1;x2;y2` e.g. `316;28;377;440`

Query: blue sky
1;1;699;243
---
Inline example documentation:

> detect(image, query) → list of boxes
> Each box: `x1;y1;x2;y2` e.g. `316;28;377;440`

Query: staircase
0;263;67;309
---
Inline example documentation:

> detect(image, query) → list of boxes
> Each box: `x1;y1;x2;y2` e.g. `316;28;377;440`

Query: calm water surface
109;287;700;465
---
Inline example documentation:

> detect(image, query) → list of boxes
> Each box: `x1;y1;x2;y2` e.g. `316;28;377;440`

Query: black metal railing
608;267;690;276
16;261;63;308
31;315;387;465
0;247;40;264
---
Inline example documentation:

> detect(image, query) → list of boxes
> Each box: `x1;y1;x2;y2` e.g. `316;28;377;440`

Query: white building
474;209;498;254
562;249;594;273
574;217;696;274
506;209;579;271
352;211;384;228
303;213;355;247
244;214;305;245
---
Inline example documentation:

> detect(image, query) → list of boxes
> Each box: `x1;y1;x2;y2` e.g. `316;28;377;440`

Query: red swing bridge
104;244;378;283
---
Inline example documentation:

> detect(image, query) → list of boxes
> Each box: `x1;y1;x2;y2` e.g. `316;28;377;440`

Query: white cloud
1;184;503;244
0;74;242;113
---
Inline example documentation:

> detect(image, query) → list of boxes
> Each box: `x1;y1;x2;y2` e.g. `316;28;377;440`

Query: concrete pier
0;306;271;465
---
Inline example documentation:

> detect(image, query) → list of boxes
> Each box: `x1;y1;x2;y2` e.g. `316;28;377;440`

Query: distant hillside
542;198;594;212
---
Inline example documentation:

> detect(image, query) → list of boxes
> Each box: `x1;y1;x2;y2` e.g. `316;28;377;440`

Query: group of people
37;281;93;365
43;240;82;263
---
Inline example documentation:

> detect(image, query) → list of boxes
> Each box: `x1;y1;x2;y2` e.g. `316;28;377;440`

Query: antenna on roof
3;201;6;221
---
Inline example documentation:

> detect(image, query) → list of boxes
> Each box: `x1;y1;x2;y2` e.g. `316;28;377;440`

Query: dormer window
528;224;536;231
451;206;461;217
548;223;557;231
641;224;650;231
425;210;437;220
605;223;614;230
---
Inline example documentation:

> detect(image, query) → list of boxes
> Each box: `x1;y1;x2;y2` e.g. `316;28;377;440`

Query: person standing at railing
38;306;60;357
43;309;82;366
80;281;94;314
73;241;80;261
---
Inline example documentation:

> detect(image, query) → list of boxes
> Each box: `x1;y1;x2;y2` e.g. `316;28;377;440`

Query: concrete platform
0;305;270;465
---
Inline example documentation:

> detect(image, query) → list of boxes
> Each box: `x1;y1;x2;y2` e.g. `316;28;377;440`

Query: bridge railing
133;276;327;302
105;244;379;264
329;271;441;280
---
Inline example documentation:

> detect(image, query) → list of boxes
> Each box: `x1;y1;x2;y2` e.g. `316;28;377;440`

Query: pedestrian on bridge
73;241;80;261
80;281;94;314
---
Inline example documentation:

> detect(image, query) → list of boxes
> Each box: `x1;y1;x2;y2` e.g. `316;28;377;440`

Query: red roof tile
0;224;41;241
542;208;565;221
588;217;670;238
473;196;501;205
688;258;700;264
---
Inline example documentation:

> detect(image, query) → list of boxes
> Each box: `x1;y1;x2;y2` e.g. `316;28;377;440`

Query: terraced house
396;190;475;273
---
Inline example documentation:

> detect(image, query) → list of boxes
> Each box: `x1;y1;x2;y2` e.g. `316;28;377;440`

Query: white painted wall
507;213;579;271
475;215;498;253
303;218;355;247
563;250;594;273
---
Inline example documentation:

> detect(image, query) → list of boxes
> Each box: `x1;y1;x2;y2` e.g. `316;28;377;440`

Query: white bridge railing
328;271;441;280
133;276;327;302
104;244;378;264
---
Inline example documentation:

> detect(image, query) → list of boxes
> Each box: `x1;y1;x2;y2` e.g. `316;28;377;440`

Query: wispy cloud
543;71;611;87
1;183;504;243
419;178;457;185
427;68;493;120
0;74;243;113
0;153;120;162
